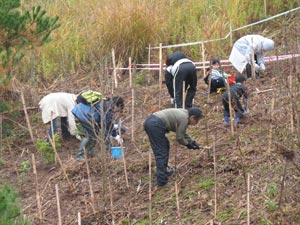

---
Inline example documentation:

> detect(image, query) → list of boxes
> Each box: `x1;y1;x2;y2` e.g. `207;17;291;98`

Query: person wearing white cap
229;34;274;78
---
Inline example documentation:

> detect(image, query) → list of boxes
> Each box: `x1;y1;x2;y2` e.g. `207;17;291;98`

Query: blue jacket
71;100;118;137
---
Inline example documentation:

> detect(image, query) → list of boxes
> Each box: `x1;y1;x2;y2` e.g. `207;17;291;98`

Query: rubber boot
224;116;229;127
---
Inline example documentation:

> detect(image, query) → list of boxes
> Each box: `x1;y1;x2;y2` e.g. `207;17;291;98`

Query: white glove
254;63;260;70
170;98;174;104
113;124;119;129
114;135;123;145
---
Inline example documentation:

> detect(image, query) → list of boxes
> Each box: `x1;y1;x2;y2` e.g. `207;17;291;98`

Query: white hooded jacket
39;92;77;135
229;34;274;73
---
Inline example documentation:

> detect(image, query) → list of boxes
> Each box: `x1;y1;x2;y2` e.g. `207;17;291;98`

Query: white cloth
39;92;77;135
211;69;230;80
229;34;274;73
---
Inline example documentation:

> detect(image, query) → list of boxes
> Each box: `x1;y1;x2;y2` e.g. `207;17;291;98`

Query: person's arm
176;121;192;146
165;70;174;98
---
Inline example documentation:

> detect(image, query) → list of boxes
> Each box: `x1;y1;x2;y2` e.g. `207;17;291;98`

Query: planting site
0;1;300;225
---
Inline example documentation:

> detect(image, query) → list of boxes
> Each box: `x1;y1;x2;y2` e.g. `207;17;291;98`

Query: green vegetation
35;135;61;163
0;183;30;225
197;178;214;190
6;0;297;81
0;0;60;81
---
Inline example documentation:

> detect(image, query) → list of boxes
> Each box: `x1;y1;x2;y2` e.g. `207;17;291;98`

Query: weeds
0;183;30;225
35;134;61;163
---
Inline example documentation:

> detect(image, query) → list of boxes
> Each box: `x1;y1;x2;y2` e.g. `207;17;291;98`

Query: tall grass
16;0;300;81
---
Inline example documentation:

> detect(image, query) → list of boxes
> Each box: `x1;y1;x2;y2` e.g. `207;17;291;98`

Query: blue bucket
111;147;124;159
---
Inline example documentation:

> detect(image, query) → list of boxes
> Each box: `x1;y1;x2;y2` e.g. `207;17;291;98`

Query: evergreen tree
0;183;30;225
0;0;60;81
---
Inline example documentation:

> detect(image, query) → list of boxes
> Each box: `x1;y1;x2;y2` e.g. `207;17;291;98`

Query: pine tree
0;0;60;80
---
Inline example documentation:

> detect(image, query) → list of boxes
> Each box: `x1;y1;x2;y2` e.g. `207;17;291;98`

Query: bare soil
1;58;300;225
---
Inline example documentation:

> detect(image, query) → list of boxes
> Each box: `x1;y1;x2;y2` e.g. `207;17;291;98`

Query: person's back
39;92;77;139
165;51;197;108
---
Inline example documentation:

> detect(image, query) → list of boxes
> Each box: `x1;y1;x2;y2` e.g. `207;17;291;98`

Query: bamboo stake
48;134;75;191
83;147;96;213
130;57;135;142
279;159;287;207
148;150;152;224
182;81;186;109
129;57;132;88
251;38;256;80
20;91;34;144
32;154;43;220
108;178;115;225
78;212;81;225
247;174;250;225
148;44;151;84
112;48;118;88
117;124;129;187
267;89;275;153
264;0;267;16
204;105;210;157
226;79;234;134
158;43;163;110
229;21;233;47
50;113;56;163
175;181;182;224
213;136;217;219
55;184;62;225
289;75;294;132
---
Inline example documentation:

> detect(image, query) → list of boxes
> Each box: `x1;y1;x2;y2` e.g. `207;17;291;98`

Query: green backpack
76;90;105;105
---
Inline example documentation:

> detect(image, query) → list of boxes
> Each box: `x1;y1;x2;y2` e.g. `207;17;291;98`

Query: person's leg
61;117;71;139
222;95;230;126
76;121;97;160
246;63;252;78
183;63;197;109
48;118;58;139
144;115;169;186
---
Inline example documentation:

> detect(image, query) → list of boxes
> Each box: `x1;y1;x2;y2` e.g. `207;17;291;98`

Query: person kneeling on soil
204;58;235;94
143;107;203;187
72;95;125;161
222;75;249;127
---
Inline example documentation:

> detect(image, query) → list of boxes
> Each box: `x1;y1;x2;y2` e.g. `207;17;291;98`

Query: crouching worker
72;91;125;161
204;58;235;93
143;107;203;186
222;75;248;127
39;92;78;141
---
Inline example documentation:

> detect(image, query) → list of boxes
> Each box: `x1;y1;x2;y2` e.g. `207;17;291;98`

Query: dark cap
188;107;203;120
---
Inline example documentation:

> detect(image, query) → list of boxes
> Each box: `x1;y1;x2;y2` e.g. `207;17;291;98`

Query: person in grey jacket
143;107;203;186
165;51;197;109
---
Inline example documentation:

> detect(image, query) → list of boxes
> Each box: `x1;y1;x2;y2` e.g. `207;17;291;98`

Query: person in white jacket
39;92;77;140
229;34;274;78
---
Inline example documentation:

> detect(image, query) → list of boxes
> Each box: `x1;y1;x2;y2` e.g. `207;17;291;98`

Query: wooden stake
48;134;75;191
130;57;135;142
148;150;152;224
121;146;129;187
112;48;118;88
20;91;34;144
83;147;96;213
279;160;287;207
32;154;43;220
77;212;81;225
213;136;217;219
247;174;250;225
182;81;185;109
158;43;163;110
55;184;62;225
108;178;115;225
251;37;256;80
267;89;275;153
175;181;182;224
226;79;234;134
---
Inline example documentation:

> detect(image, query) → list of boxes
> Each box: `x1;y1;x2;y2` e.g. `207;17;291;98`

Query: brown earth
1;56;300;225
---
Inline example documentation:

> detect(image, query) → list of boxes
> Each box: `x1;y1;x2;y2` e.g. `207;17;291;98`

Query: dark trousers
174;62;197;108
246;54;259;78
48;117;70;139
144;115;170;185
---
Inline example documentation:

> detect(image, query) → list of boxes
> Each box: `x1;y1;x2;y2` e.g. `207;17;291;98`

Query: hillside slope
1;55;300;224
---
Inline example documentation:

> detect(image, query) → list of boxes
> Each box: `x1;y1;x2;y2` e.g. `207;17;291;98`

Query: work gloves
186;141;200;150
170;98;175;104
114;135;123;145
254;63;265;72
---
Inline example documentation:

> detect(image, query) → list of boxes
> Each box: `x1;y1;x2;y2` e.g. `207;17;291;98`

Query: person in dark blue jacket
165;51;197;109
72;96;125;161
222;75;248;127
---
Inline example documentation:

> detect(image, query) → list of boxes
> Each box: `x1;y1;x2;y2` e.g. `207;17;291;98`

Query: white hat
263;38;274;51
